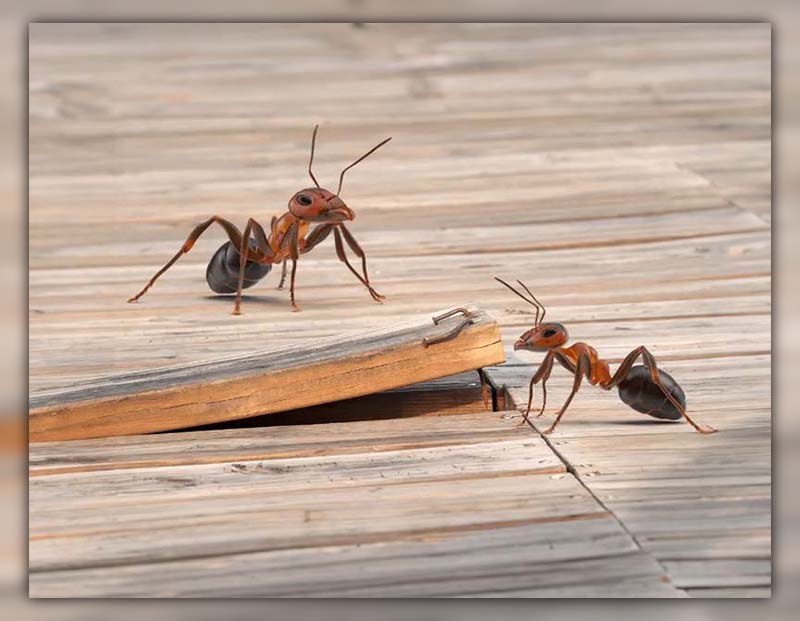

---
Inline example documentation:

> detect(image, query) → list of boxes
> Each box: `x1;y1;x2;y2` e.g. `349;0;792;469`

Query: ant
128;125;391;314
495;277;717;435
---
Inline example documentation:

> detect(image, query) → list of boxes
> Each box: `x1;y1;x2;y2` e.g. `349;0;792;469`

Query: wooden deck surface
28;23;771;597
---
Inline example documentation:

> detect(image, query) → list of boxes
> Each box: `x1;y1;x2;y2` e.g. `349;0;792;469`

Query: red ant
128;125;390;314
495;277;717;435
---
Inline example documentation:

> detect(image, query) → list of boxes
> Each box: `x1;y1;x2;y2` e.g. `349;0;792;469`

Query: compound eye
297;194;313;206
541;328;557;338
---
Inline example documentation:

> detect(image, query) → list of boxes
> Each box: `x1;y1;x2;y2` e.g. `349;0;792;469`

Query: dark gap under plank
179;371;492;432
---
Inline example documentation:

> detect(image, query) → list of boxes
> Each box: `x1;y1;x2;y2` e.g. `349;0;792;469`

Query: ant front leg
281;222;335;311
609;346;717;434
543;353;590;435
287;222;301;312
477;369;491;411
334;225;385;303
521;350;555;429
303;223;335;254
128;216;243;303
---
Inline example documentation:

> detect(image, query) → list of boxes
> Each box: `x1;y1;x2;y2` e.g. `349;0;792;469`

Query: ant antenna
308;125;321;189
337;136;392;196
494;276;544;326
516;279;546;325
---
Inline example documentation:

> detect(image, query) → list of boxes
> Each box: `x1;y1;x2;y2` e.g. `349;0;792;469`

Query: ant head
291;124;391;223
514;322;569;352
494;276;569;351
288;188;354;222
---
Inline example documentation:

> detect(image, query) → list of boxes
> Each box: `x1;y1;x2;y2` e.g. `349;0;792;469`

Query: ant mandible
495;277;717;435
128;125;390;314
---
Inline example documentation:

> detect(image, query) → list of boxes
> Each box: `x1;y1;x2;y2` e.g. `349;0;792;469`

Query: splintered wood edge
29;306;506;442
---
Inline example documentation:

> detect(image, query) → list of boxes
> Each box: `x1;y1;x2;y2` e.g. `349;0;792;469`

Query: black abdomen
617;365;685;421
206;241;272;294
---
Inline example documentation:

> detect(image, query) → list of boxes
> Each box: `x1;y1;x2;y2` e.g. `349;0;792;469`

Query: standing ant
128;125;390;314
495;277;717;435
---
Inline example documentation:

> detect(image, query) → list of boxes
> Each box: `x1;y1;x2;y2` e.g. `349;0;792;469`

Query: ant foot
697;424;718;434
232;308;242;316
127;297;138;303
542;426;556;435
291;304;302;313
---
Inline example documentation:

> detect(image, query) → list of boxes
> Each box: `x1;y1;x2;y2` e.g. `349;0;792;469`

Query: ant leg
478;369;491;410
287;223;301;312
128;216;243;303
521;351;555;428
536;373;551;418
303;223;335;253
535;351;563;419
332;228;383;303
282;222;333;311
603;346;646;387
639;347;717;434
232;218;272;316
522;374;536;428
337;225;385;302
543;354;590;435
233;219;253;315
276;260;288;289
275;221;334;298
275;260;288;290
605;346;717;434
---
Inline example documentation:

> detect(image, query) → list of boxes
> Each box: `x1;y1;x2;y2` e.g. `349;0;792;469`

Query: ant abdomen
206;241;272;294
617;365;685;421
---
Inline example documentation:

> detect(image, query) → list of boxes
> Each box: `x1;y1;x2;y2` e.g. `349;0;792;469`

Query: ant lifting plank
128;125;390;314
495;277;717;435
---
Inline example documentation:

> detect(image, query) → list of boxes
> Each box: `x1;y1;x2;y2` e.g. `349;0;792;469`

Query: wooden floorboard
497;355;771;596
28;23;770;597
28;410;685;597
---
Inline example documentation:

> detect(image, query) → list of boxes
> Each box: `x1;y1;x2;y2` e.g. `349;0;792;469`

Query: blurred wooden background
28;23;770;597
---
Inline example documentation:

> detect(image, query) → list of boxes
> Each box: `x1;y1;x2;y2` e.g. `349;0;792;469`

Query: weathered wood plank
28;231;770;393
29;519;683;598
29;410;519;476
28;407;685;597
30;518;682;597
28;410;583;569
30;306;505;442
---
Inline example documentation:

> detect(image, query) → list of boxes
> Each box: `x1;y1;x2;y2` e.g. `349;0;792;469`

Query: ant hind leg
128;216;243;304
639;348;717;434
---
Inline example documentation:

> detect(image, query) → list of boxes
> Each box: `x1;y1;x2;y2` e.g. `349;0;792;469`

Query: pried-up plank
29;305;505;442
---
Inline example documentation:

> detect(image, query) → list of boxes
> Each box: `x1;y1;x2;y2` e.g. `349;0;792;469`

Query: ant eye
542;329;556;338
297;194;313;206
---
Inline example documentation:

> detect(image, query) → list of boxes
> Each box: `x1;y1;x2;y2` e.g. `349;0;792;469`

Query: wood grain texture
28;23;770;597
30;306;504;442
28;410;684;597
